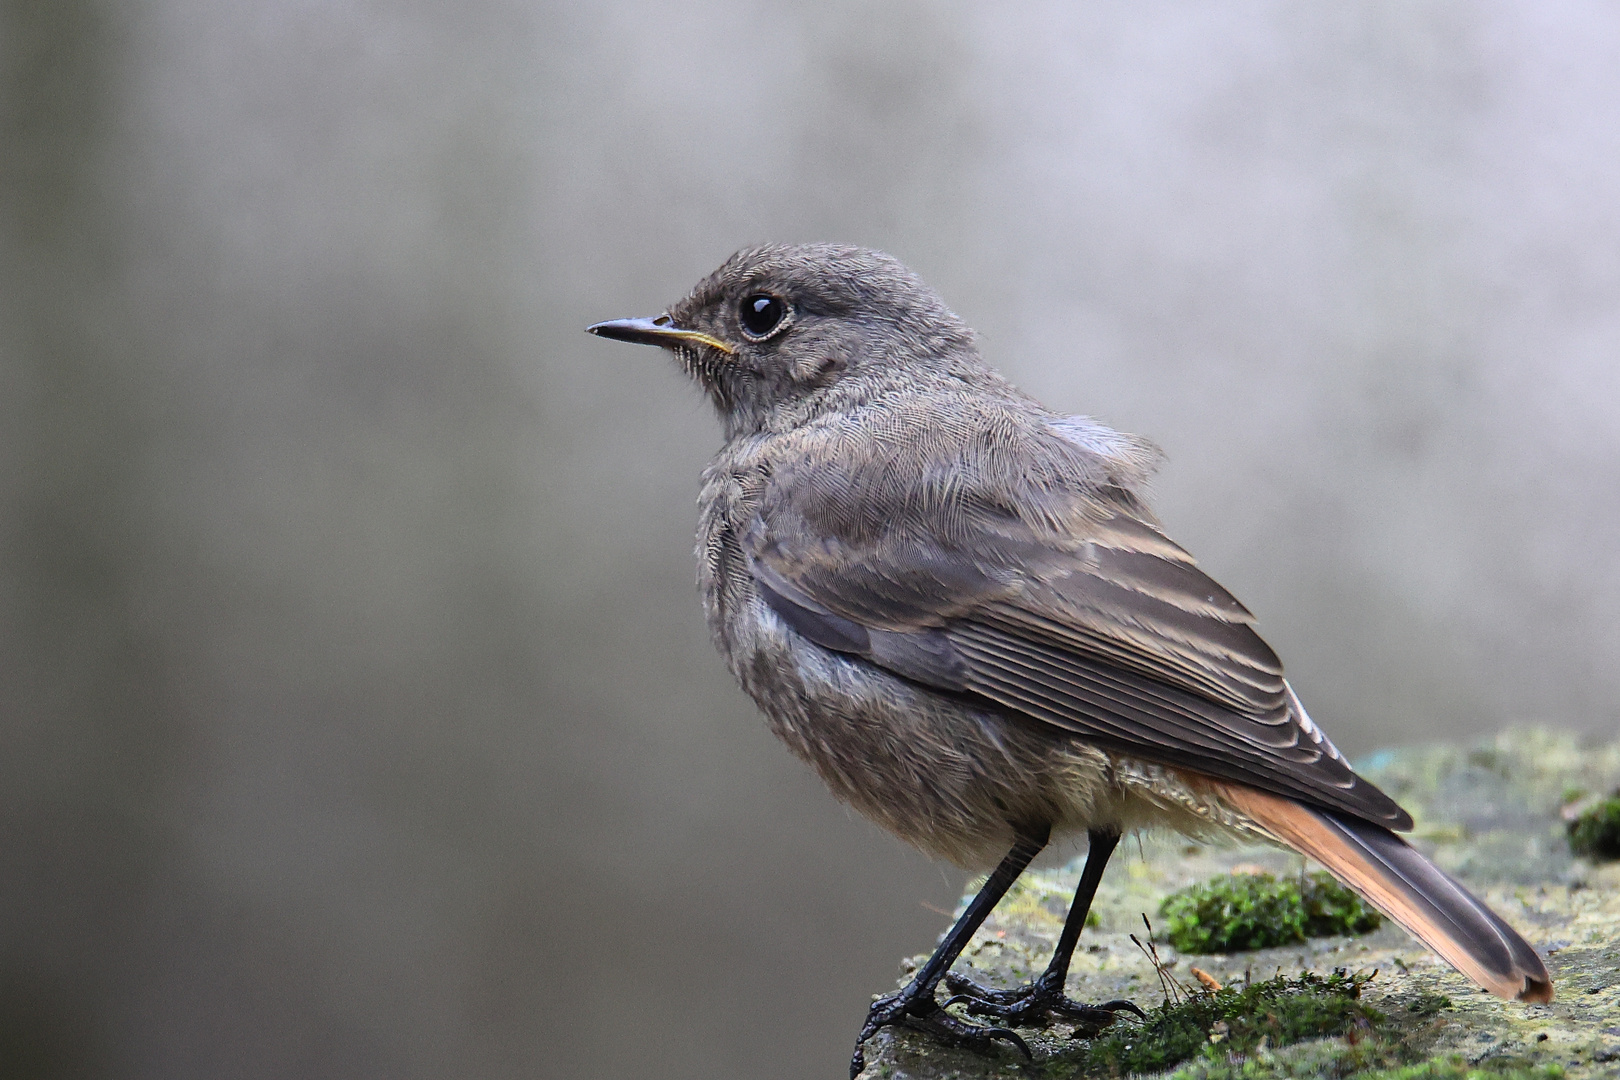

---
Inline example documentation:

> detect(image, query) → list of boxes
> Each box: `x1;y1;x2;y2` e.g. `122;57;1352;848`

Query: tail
1213;782;1553;1003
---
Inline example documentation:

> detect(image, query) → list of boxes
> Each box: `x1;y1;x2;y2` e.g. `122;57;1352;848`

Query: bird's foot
850;978;1030;1079
941;969;1144;1035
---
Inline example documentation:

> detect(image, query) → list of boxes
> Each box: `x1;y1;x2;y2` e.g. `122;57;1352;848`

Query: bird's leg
850;824;1049;1079
942;828;1144;1033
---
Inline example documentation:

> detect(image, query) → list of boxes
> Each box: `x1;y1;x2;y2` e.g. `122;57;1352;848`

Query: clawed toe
910;1009;1031;1060
940;971;1141;1032
850;982;1034;1078
941;970;1018;1006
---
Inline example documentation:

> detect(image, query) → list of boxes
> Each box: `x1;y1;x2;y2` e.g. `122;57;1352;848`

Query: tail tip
1517;974;1554;1004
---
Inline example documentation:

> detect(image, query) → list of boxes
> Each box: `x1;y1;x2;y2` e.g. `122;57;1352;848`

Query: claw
905;1010;1032;1061
964;1024;1031;1061
936;970;1142;1034
852;979;1043;1075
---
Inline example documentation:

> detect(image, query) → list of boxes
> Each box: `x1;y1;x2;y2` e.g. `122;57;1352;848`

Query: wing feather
743;404;1411;829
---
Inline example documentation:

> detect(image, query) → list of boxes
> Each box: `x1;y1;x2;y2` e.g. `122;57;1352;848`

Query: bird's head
588;244;988;436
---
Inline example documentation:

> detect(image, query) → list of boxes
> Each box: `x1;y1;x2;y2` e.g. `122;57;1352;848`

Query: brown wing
745;410;1410;830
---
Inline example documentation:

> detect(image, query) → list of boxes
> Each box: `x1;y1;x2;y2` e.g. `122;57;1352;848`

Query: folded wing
745;410;1410;829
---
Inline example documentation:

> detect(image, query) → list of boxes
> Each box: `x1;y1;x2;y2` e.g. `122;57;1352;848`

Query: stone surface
857;730;1620;1078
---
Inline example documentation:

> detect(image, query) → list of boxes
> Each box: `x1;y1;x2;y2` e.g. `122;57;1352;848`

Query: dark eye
738;294;787;339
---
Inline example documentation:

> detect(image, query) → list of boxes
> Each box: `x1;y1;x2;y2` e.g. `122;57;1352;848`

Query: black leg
943;828;1145;1031
849;824;1050;1079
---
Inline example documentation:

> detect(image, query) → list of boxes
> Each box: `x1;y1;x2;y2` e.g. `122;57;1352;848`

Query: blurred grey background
2;1;1618;1077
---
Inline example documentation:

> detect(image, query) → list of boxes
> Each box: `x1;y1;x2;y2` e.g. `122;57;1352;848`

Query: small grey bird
587;244;1552;1077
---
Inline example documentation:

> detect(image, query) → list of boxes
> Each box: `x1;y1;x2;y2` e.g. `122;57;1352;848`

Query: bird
586;243;1553;1078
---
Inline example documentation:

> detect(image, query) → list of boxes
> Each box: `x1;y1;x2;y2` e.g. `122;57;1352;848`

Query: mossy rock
1565;794;1620;861
1064;970;1379;1077
859;731;1620;1080
1158;871;1382;954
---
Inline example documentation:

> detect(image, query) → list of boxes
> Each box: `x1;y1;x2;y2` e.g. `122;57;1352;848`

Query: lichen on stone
1167;1048;1565;1079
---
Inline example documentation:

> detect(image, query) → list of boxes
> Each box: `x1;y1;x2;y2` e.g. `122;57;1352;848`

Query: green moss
1159;872;1383;954
1567;793;1620;860
1053;971;1380;1078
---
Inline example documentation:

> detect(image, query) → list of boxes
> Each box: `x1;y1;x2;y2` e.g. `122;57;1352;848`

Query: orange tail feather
1211;782;1552;1003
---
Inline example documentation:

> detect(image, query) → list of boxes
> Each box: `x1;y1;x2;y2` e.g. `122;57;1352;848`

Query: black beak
585;315;733;354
